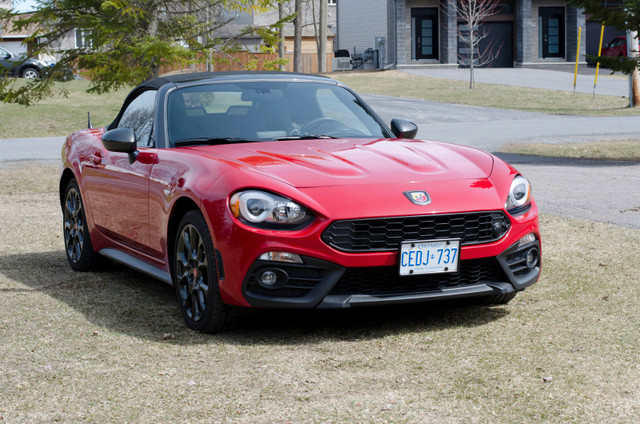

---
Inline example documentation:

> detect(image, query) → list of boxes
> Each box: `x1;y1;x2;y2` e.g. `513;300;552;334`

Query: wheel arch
166;196;203;284
59;168;77;209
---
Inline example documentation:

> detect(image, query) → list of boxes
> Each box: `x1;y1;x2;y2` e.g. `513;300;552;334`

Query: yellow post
594;22;605;97
573;26;582;93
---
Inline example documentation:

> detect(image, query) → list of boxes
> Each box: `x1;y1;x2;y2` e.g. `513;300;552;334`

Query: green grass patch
1;165;640;422
329;70;638;116
501;139;640;162
0;80;127;139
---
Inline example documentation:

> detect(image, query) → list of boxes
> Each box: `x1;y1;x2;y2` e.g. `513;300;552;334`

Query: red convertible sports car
61;72;540;332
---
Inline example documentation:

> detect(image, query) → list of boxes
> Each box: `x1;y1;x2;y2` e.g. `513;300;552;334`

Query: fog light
525;247;540;269
260;270;278;287
257;268;288;289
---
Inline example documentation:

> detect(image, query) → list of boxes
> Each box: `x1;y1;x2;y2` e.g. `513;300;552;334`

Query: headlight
229;190;312;229
506;175;532;215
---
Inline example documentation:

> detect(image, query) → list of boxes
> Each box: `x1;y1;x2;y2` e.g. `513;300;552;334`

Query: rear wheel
173;210;232;333
63;179;97;271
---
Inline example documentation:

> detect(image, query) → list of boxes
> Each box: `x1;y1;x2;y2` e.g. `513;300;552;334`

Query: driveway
402;67;628;97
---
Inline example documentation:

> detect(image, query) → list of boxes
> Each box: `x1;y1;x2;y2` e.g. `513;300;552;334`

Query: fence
161;51;335;75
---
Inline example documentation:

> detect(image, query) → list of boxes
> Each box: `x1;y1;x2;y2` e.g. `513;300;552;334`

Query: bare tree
293;0;303;72
318;0;327;72
454;0;502;88
279;2;286;71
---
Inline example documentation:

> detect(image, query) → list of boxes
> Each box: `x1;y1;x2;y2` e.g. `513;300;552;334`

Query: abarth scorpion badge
404;190;431;206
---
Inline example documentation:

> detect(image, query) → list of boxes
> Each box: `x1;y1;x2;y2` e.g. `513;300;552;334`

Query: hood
189;138;494;189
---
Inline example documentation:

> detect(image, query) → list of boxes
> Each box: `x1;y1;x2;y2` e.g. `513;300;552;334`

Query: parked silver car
0;46;53;78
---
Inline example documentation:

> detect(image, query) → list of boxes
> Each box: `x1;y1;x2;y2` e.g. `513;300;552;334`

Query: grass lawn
329;70;638;116
1;164;639;423
500;139;640;162
0;80;125;139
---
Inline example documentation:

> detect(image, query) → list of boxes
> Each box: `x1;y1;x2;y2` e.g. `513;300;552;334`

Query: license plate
399;239;460;276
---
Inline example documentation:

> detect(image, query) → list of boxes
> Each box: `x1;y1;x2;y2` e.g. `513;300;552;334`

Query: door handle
90;152;102;165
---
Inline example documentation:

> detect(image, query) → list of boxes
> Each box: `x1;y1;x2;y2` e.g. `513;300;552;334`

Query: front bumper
241;238;540;309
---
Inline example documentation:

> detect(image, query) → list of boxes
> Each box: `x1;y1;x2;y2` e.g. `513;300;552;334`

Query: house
226;1;337;55
337;0;587;68
0;0;31;56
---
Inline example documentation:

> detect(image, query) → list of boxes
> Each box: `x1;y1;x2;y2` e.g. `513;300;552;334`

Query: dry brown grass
0;80;124;139
501;139;640;162
1;164;639;423
329;70;638;116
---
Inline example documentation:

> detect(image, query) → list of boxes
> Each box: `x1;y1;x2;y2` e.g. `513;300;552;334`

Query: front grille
322;211;510;252
329;258;506;296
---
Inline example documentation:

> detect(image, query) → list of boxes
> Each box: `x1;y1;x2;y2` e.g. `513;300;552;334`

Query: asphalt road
1;82;639;230
364;94;640;152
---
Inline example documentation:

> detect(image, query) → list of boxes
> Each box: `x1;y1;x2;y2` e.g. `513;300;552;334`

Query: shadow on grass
1;250;510;345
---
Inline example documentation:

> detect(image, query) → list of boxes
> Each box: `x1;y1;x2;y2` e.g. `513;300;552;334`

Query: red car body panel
63;129;539;308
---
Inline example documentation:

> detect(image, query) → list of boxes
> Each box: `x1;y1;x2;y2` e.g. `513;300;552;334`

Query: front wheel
63;179;97;271
21;67;40;79
173;210;232;333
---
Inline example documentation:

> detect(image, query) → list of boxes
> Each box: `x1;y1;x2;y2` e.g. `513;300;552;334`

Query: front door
540;7;565;58
83;148;156;254
412;8;438;60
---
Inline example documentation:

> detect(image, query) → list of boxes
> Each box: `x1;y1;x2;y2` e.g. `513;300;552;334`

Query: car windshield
167;81;390;145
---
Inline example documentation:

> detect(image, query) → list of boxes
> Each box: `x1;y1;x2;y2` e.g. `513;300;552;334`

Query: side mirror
390;118;418;139
101;128;138;163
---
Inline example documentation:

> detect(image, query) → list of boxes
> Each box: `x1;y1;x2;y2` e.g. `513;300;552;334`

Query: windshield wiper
274;134;339;141
174;137;259;146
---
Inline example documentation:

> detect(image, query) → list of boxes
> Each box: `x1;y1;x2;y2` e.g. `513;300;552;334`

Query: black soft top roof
139;71;332;89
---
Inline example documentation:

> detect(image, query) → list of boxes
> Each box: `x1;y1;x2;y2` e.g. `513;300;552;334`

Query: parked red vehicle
61;72;541;332
601;36;627;57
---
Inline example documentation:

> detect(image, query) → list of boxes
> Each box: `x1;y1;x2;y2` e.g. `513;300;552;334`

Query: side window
118;90;156;148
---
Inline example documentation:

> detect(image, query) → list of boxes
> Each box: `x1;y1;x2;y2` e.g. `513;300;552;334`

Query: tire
21;67;40;79
173;210;232;333
63;179;98;271
480;292;517;305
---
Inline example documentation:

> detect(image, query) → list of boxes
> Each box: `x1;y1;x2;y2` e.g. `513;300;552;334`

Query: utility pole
318;0;327;73
626;30;639;107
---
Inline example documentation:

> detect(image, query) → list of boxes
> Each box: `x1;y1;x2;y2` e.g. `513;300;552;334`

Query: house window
538;7;565;58
75;29;91;49
328;0;336;5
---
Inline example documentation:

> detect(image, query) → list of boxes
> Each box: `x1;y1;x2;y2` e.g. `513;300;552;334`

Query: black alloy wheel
173;210;232;333
63;179;97;271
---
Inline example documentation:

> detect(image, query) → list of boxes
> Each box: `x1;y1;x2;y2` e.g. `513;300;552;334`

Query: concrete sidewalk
402;67;629;97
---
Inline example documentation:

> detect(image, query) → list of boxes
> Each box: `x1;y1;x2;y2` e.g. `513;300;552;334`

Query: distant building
0;0;32;56
337;0;589;69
